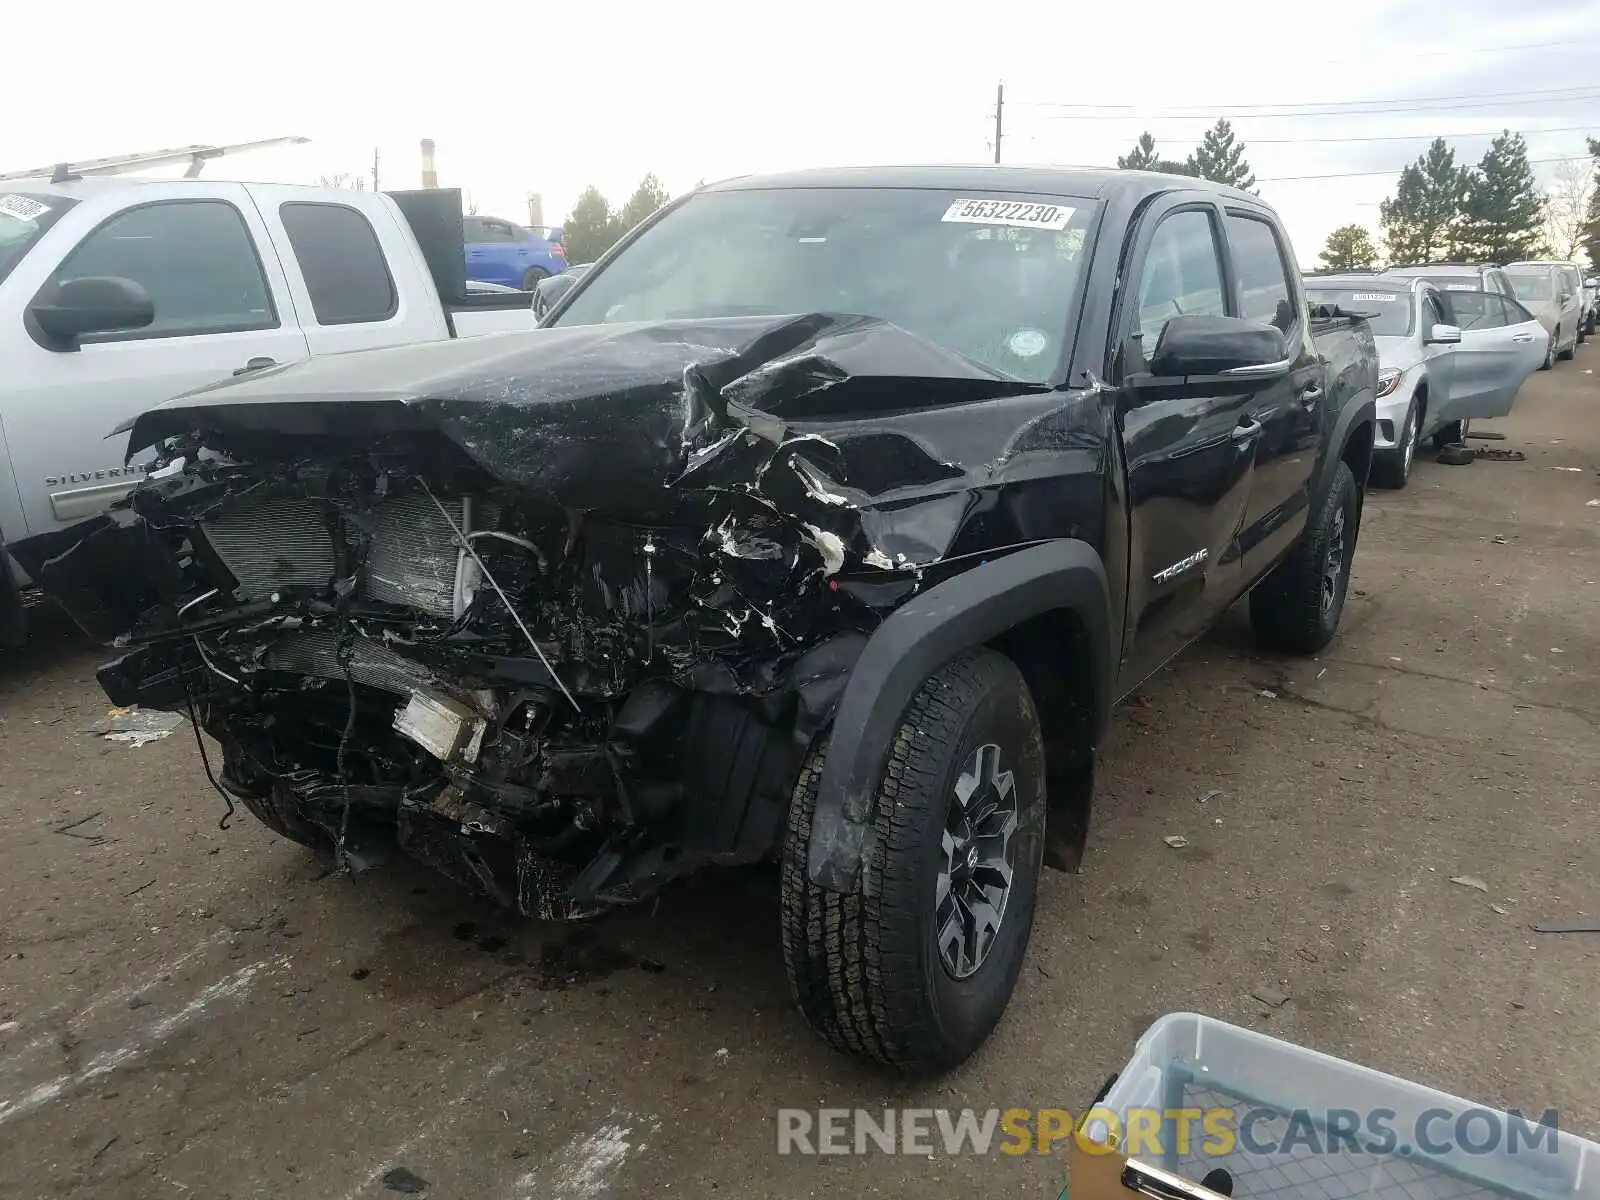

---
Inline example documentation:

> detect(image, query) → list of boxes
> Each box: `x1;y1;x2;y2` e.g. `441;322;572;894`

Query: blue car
463;215;566;291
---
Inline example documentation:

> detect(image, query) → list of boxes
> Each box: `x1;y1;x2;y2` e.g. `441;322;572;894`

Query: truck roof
701;164;1270;206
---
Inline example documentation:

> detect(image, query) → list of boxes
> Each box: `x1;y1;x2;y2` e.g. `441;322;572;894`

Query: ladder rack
0;136;310;184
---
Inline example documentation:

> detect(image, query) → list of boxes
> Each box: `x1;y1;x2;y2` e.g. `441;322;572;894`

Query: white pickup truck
0;172;535;640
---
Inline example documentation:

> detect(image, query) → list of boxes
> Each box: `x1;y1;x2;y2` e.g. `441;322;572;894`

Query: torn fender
805;538;1113;893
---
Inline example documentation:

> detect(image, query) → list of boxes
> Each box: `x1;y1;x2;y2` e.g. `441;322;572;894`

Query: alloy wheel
1321;505;1348;617
935;743;1019;979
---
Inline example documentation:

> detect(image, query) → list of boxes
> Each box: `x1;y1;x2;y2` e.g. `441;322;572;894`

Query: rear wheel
1557;329;1576;361
521;266;549;291
1249;460;1360;655
781;648;1046;1075
1370;401;1418;489
1540;333;1555;371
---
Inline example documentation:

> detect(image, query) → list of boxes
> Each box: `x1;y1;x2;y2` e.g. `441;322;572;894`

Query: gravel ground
1;355;1596;1200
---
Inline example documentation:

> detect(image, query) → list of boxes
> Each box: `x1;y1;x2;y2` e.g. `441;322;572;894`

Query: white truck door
0;182;310;538
243;186;452;354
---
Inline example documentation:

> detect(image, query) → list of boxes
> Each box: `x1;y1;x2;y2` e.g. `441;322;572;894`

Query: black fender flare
1316;389;1376;496
805;538;1112;893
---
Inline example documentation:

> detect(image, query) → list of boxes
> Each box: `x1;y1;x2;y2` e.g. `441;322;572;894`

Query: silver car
1383;262;1517;299
1305;276;1546;488
1504;261;1583;364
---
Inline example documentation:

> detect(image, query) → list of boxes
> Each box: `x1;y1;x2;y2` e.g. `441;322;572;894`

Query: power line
1109;124;1596;146
1011;83;1600;118
1333;35;1600;62
1257;154;1590;183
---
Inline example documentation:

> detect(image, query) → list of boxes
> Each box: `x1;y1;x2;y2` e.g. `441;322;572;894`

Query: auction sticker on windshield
942;199;1074;230
1351;293;1399;302
0;194;50;222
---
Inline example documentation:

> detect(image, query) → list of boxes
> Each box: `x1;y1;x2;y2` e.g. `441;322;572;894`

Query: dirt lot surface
2;356;1596;1200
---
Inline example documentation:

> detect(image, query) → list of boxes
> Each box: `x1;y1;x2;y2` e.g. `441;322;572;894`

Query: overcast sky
7;0;1598;264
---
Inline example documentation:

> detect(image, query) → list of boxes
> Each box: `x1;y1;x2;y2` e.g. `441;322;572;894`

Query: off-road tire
780;648;1046;1075
1370;401;1417;489
521;266;549;291
1249;460;1360;655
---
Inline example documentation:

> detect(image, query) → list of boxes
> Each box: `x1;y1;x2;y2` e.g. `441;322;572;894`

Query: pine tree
1118;133;1160;170
1115;133;1196;176
1455;133;1545;262
1379;139;1467;264
619;173;672;233
1319;225;1379;272
563;185;622;265
1184;120;1255;191
1582;137;1600;272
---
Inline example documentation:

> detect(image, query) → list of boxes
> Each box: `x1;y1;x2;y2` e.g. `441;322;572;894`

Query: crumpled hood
118;311;1103;572
123;312;1038;465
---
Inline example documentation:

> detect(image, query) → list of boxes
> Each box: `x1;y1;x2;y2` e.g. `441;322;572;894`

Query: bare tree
1542;158;1592;260
316;172;367;191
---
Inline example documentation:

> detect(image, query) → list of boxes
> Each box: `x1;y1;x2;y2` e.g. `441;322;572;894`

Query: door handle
233;357;276;376
1512;332;1535;342
1231;417;1263;441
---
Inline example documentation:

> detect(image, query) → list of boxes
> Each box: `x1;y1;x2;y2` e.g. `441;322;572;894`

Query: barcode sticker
941;199;1073;230
0;194;50;222
1351;293;1398;302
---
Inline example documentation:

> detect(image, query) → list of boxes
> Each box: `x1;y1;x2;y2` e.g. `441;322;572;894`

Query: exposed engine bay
43;312;1103;918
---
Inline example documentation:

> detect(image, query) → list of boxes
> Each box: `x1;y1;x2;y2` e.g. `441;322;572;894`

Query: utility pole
371;145;380;191
993;82;1004;164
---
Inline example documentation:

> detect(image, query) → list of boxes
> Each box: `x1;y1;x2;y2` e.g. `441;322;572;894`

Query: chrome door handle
1231;417;1263;441
1512;332;1535;342
1220;357;1292;378
233;357;276;376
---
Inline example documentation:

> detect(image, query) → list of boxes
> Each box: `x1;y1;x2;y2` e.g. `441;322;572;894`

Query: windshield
0;191;75;286
550;187;1096;384
1507;273;1554;302
1306;287;1414;337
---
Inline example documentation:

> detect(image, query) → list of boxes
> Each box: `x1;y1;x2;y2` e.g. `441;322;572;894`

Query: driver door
1115;199;1259;691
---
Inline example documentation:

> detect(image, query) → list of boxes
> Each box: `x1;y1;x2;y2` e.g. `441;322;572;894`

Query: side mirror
533;265;591;319
1427;323;1462;345
1146;315;1290;381
28;276;154;349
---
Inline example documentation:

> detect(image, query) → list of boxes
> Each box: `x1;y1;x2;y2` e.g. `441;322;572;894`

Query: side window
462;217;485;242
1443;290;1493;330
50;200;275;338
478;220;518;244
1226;214;1297;333
278;203;398;325
1500;294;1536;325
1134;208;1226;351
1421;293;1444;337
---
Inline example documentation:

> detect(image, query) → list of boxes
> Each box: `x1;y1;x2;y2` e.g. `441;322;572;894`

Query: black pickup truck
44;166;1377;1076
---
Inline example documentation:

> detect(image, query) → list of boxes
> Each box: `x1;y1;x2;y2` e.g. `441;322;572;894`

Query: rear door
1223;210;1322;572
246;189;452;354
1439;290;1543;421
1115;199;1259;689
0;182;309;538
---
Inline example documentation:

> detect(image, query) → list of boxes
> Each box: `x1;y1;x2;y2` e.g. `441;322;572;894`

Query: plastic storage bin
1082;1013;1599;1200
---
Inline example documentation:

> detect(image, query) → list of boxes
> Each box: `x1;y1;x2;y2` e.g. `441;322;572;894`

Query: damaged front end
48;312;1078;918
